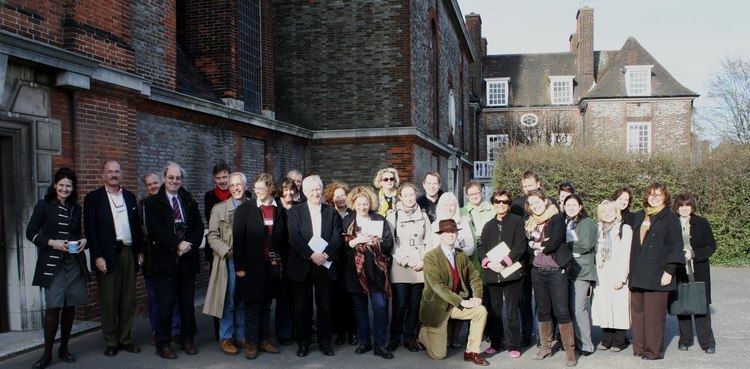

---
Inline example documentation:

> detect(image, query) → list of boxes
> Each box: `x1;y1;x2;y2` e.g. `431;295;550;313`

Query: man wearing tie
143;162;205;359
85;160;144;357
286;175;342;357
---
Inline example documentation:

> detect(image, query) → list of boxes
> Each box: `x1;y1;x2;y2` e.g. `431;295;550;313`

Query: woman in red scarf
342;186;395;359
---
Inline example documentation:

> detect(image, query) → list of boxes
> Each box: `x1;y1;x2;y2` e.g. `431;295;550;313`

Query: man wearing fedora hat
417;219;488;366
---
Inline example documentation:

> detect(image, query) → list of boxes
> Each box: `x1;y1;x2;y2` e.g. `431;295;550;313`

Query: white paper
308;236;332;269
485;242;510;262
359;220;384;237
500;262;522;278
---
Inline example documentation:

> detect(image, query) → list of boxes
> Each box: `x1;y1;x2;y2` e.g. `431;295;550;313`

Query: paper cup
67;241;78;253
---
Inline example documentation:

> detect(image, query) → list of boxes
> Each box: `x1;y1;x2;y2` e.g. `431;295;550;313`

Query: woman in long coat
204;172;249;355
233;173;289;359
673;192;716;354
591;200;632;352
26;168;89;369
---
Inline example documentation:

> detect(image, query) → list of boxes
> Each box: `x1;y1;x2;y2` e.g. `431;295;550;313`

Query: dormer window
549;76;574;105
486;78;510;107
625;65;653;96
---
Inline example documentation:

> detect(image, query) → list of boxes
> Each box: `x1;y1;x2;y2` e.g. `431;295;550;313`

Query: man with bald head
85;160;145;356
143;162;205;359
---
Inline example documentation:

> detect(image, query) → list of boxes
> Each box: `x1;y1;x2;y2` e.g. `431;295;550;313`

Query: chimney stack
465;13;483;96
575;7;594;92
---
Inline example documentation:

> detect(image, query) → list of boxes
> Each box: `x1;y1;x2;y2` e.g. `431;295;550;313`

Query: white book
485;241;522;278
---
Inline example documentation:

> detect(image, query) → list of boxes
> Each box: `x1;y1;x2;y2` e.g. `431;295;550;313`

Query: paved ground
2;267;748;369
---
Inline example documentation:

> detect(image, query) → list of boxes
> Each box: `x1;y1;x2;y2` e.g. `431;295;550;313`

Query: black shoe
104;346;118;357
404;340;421;352
118;343;142;353
296;345;310;357
349;334;358;346
522;336;534;348
448;343;462;349
580;350;594;357
31;355;51;369
355;343;373;354
320;346;335;356
704;347;716;354
386;340;400;352
335;334;346;345
58;349;76;363
374;347;394;359
678;344;689;351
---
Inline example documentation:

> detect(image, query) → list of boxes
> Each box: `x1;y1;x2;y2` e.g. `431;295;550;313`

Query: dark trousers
485;279;523;351
678;305;715;350
520;272;534;341
245;298;272;344
145;275;180;336
274;279;295;341
351;292;389;347
98;246;136;347
531;267;571;324
390;283;423;343
153;272;196;348
331;280;356;338
293;267;333;347
601;328;629;350
630;289;669;359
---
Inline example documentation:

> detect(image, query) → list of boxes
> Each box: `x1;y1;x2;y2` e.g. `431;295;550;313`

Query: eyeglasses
166;176;182;181
492;199;511;205
381;177;396;182
467;192;482;197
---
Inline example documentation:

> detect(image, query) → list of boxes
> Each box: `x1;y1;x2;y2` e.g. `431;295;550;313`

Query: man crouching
417;219;489;366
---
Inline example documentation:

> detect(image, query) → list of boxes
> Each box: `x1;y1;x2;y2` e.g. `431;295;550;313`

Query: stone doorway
0;135;10;332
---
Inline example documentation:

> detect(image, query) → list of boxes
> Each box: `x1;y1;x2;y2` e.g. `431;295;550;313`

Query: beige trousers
418;305;487;359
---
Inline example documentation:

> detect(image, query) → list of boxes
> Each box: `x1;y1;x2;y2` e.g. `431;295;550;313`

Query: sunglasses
492;199;511;205
381;177;396;182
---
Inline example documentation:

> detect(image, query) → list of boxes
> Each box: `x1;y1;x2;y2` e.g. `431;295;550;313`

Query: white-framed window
486;78;509;107
486;134;509;161
550;132;573;146
625;65;653;96
549;76;574;105
520;113;538;128
627;122;651;154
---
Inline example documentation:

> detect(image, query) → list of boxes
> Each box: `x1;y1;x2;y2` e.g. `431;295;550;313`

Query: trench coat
592;222;633;329
203;199;237;318
386;207;432;284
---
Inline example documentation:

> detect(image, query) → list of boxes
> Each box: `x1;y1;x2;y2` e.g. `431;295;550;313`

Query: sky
458;0;750;125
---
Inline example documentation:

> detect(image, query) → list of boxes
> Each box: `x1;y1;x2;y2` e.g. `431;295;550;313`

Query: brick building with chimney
467;7;699;181
0;0;479;332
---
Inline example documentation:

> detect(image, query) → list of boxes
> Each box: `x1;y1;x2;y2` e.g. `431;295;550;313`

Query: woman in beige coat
385;182;432;352
591;200;633;352
203;172;249;355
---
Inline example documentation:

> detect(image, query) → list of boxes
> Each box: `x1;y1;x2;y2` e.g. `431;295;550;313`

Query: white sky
458;0;750;111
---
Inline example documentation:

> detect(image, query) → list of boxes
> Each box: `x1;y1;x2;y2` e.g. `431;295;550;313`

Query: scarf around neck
214;186;231;202
525;204;559;235
639;204;666;244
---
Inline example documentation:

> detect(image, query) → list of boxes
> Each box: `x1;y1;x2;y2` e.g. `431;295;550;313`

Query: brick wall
133;0;177;89
240;136;266;183
0;0;64;46
268;135;306;181
272;0;411;130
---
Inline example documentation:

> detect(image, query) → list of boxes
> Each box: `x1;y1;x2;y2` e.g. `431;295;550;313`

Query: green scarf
639;204;665;244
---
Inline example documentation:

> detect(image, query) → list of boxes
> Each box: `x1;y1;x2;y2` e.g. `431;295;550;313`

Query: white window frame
486;134;509;161
520;113;539;128
550;132;573;146
486;78;510;107
627;122;651;154
549;76;574;105
625;65;653;97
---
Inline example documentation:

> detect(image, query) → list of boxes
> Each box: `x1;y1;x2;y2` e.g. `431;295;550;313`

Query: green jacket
461;201;495;272
567;216;598;282
419;246;484;328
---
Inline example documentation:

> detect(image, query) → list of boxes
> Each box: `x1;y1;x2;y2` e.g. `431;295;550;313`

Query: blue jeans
351;292;388;347
219;259;245;341
390;283;423;342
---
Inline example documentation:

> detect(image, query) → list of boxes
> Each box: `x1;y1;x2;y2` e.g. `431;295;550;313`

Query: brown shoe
533;321;554;360
220;340;238;356
234;340;249;349
156;346;177;359
559;323;578;367
245;344;258;360
463;352;490;366
181;341;198;355
258;341;280;354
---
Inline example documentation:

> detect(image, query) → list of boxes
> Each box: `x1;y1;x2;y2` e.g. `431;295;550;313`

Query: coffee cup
67;241;78;253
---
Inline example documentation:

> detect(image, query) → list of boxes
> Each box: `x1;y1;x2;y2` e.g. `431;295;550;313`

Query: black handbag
668;260;707;316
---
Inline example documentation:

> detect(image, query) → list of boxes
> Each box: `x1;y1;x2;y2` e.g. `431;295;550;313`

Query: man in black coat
143;162;205;359
84;160;144;357
286;174;342;357
416;171;443;223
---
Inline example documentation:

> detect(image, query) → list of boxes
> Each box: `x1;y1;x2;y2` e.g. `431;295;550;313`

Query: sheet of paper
308;236;328;253
500;262;522;278
359;220;384;237
485;241;510;262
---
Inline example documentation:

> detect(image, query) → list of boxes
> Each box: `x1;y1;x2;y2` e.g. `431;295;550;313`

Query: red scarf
214;187;231;202
344;218;392;298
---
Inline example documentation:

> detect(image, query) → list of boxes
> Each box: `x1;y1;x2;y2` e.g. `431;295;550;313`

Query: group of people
25;162;717;368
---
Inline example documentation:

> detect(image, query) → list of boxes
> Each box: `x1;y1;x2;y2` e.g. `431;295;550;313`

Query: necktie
172;196;185;240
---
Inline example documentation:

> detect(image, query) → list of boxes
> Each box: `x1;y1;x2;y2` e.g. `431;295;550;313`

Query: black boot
58;307;76;363
33;308;60;369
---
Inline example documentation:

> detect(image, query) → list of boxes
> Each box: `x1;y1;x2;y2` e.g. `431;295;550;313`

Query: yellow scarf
524;204;559;235
639;204;665;244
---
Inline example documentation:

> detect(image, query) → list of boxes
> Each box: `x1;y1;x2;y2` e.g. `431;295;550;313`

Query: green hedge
491;143;750;266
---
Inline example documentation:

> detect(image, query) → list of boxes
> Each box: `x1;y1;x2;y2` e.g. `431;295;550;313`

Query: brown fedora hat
435;219;461;234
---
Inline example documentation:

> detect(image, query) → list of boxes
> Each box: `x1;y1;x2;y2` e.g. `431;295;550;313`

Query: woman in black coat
673;192;716;354
612;187;637;230
233;173;289;358
629;182;684;360
25;168;89;369
477;189;527;358
342;186;394;359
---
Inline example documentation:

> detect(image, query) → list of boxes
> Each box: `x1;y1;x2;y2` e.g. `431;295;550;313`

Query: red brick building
0;0;479;332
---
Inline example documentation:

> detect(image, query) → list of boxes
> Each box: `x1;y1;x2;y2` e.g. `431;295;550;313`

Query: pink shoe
483;347;499;356
508;350;521;358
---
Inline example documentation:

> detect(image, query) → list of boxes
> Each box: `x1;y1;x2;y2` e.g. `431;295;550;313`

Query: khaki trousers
418;305;487;359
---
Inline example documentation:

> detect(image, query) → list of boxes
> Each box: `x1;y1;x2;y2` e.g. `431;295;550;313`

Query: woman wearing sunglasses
373;168;400;216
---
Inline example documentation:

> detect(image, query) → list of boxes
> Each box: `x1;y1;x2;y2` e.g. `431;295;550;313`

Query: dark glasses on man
492;198;511;205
